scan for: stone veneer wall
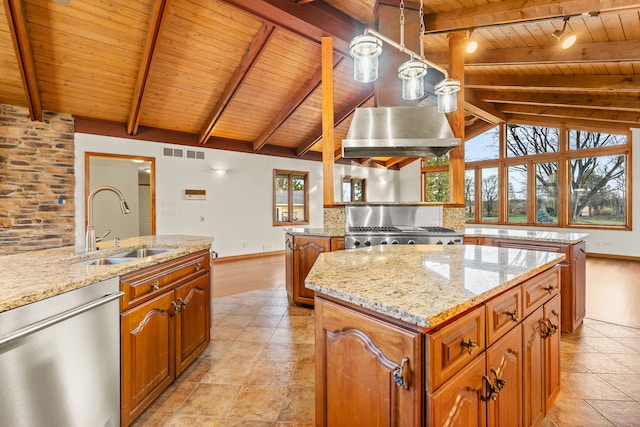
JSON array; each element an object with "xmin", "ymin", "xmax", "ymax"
[{"xmin": 0, "ymin": 104, "xmax": 75, "ymax": 254}]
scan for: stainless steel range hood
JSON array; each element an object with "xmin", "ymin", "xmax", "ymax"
[{"xmin": 342, "ymin": 106, "xmax": 460, "ymax": 158}]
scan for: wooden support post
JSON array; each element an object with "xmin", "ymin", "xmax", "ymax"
[
  {"xmin": 321, "ymin": 36, "xmax": 335, "ymax": 206},
  {"xmin": 448, "ymin": 32, "xmax": 466, "ymax": 205}
]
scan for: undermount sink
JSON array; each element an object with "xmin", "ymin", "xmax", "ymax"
[
  {"xmin": 72, "ymin": 247, "xmax": 175, "ymax": 266},
  {"xmin": 111, "ymin": 248, "xmax": 174, "ymax": 258},
  {"xmin": 74, "ymin": 257, "xmax": 135, "ymax": 266}
]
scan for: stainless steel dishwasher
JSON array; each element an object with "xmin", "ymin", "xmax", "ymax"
[{"xmin": 0, "ymin": 277, "xmax": 122, "ymax": 427}]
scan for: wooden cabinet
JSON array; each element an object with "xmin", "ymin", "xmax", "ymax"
[
  {"xmin": 316, "ymin": 266, "xmax": 561, "ymax": 427},
  {"xmin": 120, "ymin": 251, "xmax": 211, "ymax": 426},
  {"xmin": 285, "ymin": 233, "xmax": 344, "ymax": 306},
  {"xmin": 315, "ymin": 298, "xmax": 421, "ymax": 427},
  {"xmin": 476, "ymin": 237, "xmax": 585, "ymax": 332}
]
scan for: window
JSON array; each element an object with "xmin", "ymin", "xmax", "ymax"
[
  {"xmin": 465, "ymin": 124, "xmax": 629, "ymax": 229},
  {"xmin": 274, "ymin": 170, "xmax": 309, "ymax": 226},
  {"xmin": 422, "ymin": 154, "xmax": 450, "ymax": 202},
  {"xmin": 342, "ymin": 176, "xmax": 366, "ymax": 202}
]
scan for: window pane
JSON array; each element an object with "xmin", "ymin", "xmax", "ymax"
[
  {"xmin": 353, "ymin": 179, "xmax": 364, "ymax": 201},
  {"xmin": 506, "ymin": 124, "xmax": 558, "ymax": 157},
  {"xmin": 291, "ymin": 174, "xmax": 306, "ymax": 222},
  {"xmin": 570, "ymin": 155, "xmax": 626, "ymax": 226},
  {"xmin": 507, "ymin": 165, "xmax": 527, "ymax": 223},
  {"xmin": 465, "ymin": 126, "xmax": 499, "ymax": 162},
  {"xmin": 342, "ymin": 179, "xmax": 352, "ymax": 202},
  {"xmin": 569, "ymin": 130, "xmax": 627, "ymax": 151},
  {"xmin": 424, "ymin": 171, "xmax": 450, "ymax": 202},
  {"xmin": 481, "ymin": 168, "xmax": 498, "ymax": 222},
  {"xmin": 423, "ymin": 154, "xmax": 449, "ymax": 167},
  {"xmin": 465, "ymin": 170, "xmax": 475, "ymax": 221},
  {"xmin": 535, "ymin": 162, "xmax": 558, "ymax": 224},
  {"xmin": 275, "ymin": 173, "xmax": 289, "ymax": 223}
]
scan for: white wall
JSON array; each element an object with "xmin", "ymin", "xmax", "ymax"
[
  {"xmin": 398, "ymin": 159, "xmax": 422, "ymax": 201},
  {"xmin": 74, "ymin": 133, "xmax": 399, "ymax": 256}
]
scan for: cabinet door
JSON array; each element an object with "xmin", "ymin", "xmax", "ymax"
[
  {"xmin": 522, "ymin": 306, "xmax": 545, "ymax": 427},
  {"xmin": 544, "ymin": 294, "xmax": 561, "ymax": 412},
  {"xmin": 487, "ymin": 324, "xmax": 523, "ymax": 427},
  {"xmin": 295, "ymin": 236, "xmax": 331, "ymax": 303},
  {"xmin": 428, "ymin": 353, "xmax": 487, "ymax": 427},
  {"xmin": 316, "ymin": 298, "xmax": 421, "ymax": 427},
  {"xmin": 121, "ymin": 292, "xmax": 175, "ymax": 426},
  {"xmin": 175, "ymin": 273, "xmax": 211, "ymax": 375}
]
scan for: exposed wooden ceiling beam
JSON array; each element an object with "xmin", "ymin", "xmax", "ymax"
[
  {"xmin": 295, "ymin": 87, "xmax": 374, "ymax": 157},
  {"xmin": 385, "ymin": 157, "xmax": 414, "ymax": 168},
  {"xmin": 499, "ymin": 103, "xmax": 640, "ymax": 125},
  {"xmin": 198, "ymin": 23, "xmax": 276, "ymax": 145},
  {"xmin": 465, "ymin": 119, "xmax": 497, "ymax": 140},
  {"xmin": 464, "ymin": 90, "xmax": 506, "ymax": 125},
  {"xmin": 428, "ymin": 40, "xmax": 640, "ymax": 66},
  {"xmin": 506, "ymin": 113, "xmax": 633, "ymax": 133},
  {"xmin": 253, "ymin": 55, "xmax": 343, "ymax": 151},
  {"xmin": 474, "ymin": 90, "xmax": 640, "ymax": 111},
  {"xmin": 4, "ymin": 0, "xmax": 41, "ymax": 121},
  {"xmin": 465, "ymin": 74, "xmax": 640, "ymax": 92},
  {"xmin": 222, "ymin": 0, "xmax": 364, "ymax": 55},
  {"xmin": 424, "ymin": 0, "xmax": 640, "ymax": 33},
  {"xmin": 127, "ymin": 0, "xmax": 170, "ymax": 136}
]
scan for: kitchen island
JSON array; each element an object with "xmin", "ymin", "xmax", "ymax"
[{"xmin": 306, "ymin": 244, "xmax": 565, "ymax": 427}]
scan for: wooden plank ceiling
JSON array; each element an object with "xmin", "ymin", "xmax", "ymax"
[{"xmin": 1, "ymin": 0, "xmax": 639, "ymax": 169}]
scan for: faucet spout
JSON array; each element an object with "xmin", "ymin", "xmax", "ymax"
[{"xmin": 85, "ymin": 186, "xmax": 131, "ymax": 252}]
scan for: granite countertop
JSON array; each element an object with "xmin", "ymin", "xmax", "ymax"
[
  {"xmin": 305, "ymin": 244, "xmax": 564, "ymax": 330},
  {"xmin": 465, "ymin": 227, "xmax": 587, "ymax": 244},
  {"xmin": 0, "ymin": 235, "xmax": 214, "ymax": 313},
  {"xmin": 286, "ymin": 227, "xmax": 345, "ymax": 237}
]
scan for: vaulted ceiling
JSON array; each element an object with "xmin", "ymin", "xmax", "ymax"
[{"xmin": 1, "ymin": 0, "xmax": 639, "ymax": 169}]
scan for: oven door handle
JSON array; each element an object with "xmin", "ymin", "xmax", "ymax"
[{"xmin": 0, "ymin": 291, "xmax": 124, "ymax": 346}]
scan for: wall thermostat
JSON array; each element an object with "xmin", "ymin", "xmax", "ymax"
[{"xmin": 184, "ymin": 189, "xmax": 206, "ymax": 200}]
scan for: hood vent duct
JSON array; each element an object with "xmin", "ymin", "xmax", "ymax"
[{"xmin": 342, "ymin": 106, "xmax": 460, "ymax": 158}]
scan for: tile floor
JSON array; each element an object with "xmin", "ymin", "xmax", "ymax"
[{"xmin": 132, "ymin": 285, "xmax": 640, "ymax": 426}]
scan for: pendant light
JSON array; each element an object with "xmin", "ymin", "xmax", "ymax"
[
  {"xmin": 348, "ymin": 0, "xmax": 461, "ymax": 109},
  {"xmin": 350, "ymin": 35, "xmax": 382, "ymax": 83}
]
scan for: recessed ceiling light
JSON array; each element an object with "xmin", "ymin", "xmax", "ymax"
[{"xmin": 52, "ymin": 0, "xmax": 71, "ymax": 5}]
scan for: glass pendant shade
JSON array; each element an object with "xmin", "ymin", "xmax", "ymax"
[
  {"xmin": 350, "ymin": 35, "xmax": 382, "ymax": 83},
  {"xmin": 435, "ymin": 79, "xmax": 461, "ymax": 113},
  {"xmin": 398, "ymin": 59, "xmax": 428, "ymax": 100}
]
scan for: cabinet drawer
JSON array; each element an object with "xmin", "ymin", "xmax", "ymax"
[
  {"xmin": 425, "ymin": 306, "xmax": 485, "ymax": 391},
  {"xmin": 121, "ymin": 251, "xmax": 210, "ymax": 310},
  {"xmin": 486, "ymin": 286, "xmax": 522, "ymax": 346},
  {"xmin": 522, "ymin": 267, "xmax": 560, "ymax": 318}
]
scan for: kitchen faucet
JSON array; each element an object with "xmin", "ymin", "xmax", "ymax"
[{"xmin": 85, "ymin": 186, "xmax": 130, "ymax": 252}]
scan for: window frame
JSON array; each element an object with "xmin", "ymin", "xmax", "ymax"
[
  {"xmin": 273, "ymin": 169, "xmax": 309, "ymax": 227},
  {"xmin": 463, "ymin": 123, "xmax": 631, "ymax": 230},
  {"xmin": 341, "ymin": 176, "xmax": 366, "ymax": 202}
]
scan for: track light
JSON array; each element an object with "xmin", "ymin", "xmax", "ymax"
[
  {"xmin": 465, "ymin": 30, "xmax": 478, "ymax": 54},
  {"xmin": 552, "ymin": 17, "xmax": 577, "ymax": 49}
]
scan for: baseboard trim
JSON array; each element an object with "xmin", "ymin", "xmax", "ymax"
[
  {"xmin": 587, "ymin": 252, "xmax": 640, "ymax": 262},
  {"xmin": 214, "ymin": 250, "xmax": 285, "ymax": 264}
]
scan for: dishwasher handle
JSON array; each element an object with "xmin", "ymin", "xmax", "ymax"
[{"xmin": 0, "ymin": 291, "xmax": 124, "ymax": 346}]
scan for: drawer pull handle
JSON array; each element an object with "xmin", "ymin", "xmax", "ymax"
[
  {"xmin": 460, "ymin": 338, "xmax": 477, "ymax": 355},
  {"xmin": 393, "ymin": 357, "xmax": 410, "ymax": 390},
  {"xmin": 151, "ymin": 281, "xmax": 160, "ymax": 291},
  {"xmin": 178, "ymin": 297, "xmax": 187, "ymax": 310},
  {"xmin": 171, "ymin": 301, "xmax": 181, "ymax": 316},
  {"xmin": 481, "ymin": 368, "xmax": 506, "ymax": 402},
  {"xmin": 541, "ymin": 319, "xmax": 558, "ymax": 338},
  {"xmin": 194, "ymin": 263, "xmax": 201, "ymax": 272},
  {"xmin": 506, "ymin": 309, "xmax": 519, "ymax": 322},
  {"xmin": 542, "ymin": 285, "xmax": 555, "ymax": 294}
]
